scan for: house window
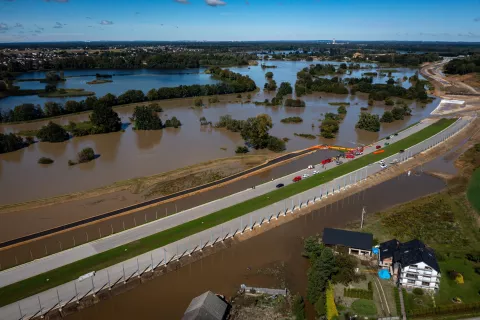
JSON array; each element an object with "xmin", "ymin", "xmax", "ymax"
[
  {"xmin": 407, "ymin": 280, "xmax": 415, "ymax": 284},
  {"xmin": 422, "ymin": 282, "xmax": 430, "ymax": 286},
  {"xmin": 409, "ymin": 265, "xmax": 417, "ymax": 268},
  {"xmin": 425, "ymin": 266, "xmax": 432, "ymax": 270},
  {"xmin": 406, "ymin": 273, "xmax": 416, "ymax": 279}
]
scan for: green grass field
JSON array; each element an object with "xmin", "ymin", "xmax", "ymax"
[
  {"xmin": 437, "ymin": 259, "xmax": 480, "ymax": 305},
  {"xmin": 467, "ymin": 168, "xmax": 480, "ymax": 213},
  {"xmin": 351, "ymin": 299, "xmax": 377, "ymax": 316},
  {"xmin": 0, "ymin": 118, "xmax": 456, "ymax": 307}
]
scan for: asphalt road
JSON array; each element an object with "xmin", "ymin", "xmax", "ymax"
[{"xmin": 0, "ymin": 116, "xmax": 472, "ymax": 320}]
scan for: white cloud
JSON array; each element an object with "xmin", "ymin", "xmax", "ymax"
[
  {"xmin": 174, "ymin": 0, "xmax": 189, "ymax": 3},
  {"xmin": 0, "ymin": 23, "xmax": 8, "ymax": 32},
  {"xmin": 205, "ymin": 0, "xmax": 226, "ymax": 6},
  {"xmin": 53, "ymin": 22, "xmax": 63, "ymax": 28},
  {"xmin": 100, "ymin": 20, "xmax": 114, "ymax": 25}
]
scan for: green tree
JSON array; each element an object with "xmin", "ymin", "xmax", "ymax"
[
  {"xmin": 117, "ymin": 90, "xmax": 145, "ymax": 105},
  {"xmin": 164, "ymin": 116, "xmax": 182, "ymax": 128},
  {"xmin": 235, "ymin": 146, "xmax": 249, "ymax": 154},
  {"xmin": 293, "ymin": 294, "xmax": 306, "ymax": 320},
  {"xmin": 314, "ymin": 294, "xmax": 326, "ymax": 317},
  {"xmin": 241, "ymin": 114, "xmax": 273, "ymax": 149},
  {"xmin": 89, "ymin": 104, "xmax": 121, "ymax": 133},
  {"xmin": 85, "ymin": 96, "xmax": 98, "ymax": 109},
  {"xmin": 265, "ymin": 71, "xmax": 274, "ymax": 79},
  {"xmin": 392, "ymin": 106, "xmax": 406, "ymax": 120},
  {"xmin": 303, "ymin": 236, "xmax": 324, "ymax": 259},
  {"xmin": 146, "ymin": 88, "xmax": 159, "ymax": 101},
  {"xmin": 387, "ymin": 78, "xmax": 395, "ymax": 85},
  {"xmin": 97, "ymin": 93, "xmax": 117, "ymax": 108},
  {"xmin": 337, "ymin": 105, "xmax": 347, "ymax": 114},
  {"xmin": 385, "ymin": 97, "xmax": 394, "ymax": 106},
  {"xmin": 132, "ymin": 106, "xmax": 163, "ymax": 130},
  {"xmin": 380, "ymin": 111, "xmax": 394, "ymax": 123},
  {"xmin": 36, "ymin": 121, "xmax": 69, "ymax": 142},
  {"xmin": 267, "ymin": 136, "xmax": 286, "ymax": 152},
  {"xmin": 44, "ymin": 102, "xmax": 64, "ymax": 117},
  {"xmin": 77, "ymin": 147, "xmax": 95, "ymax": 163},
  {"xmin": 64, "ymin": 100, "xmax": 83, "ymax": 113},
  {"xmin": 276, "ymin": 81, "xmax": 293, "ymax": 98},
  {"xmin": 194, "ymin": 97, "xmax": 204, "ymax": 107},
  {"xmin": 0, "ymin": 133, "xmax": 25, "ymax": 154},
  {"xmin": 331, "ymin": 253, "xmax": 359, "ymax": 285},
  {"xmin": 356, "ymin": 113, "xmax": 380, "ymax": 132},
  {"xmin": 12, "ymin": 103, "xmax": 44, "ymax": 121}
]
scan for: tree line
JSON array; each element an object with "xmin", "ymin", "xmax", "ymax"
[
  {"xmin": 444, "ymin": 55, "xmax": 480, "ymax": 75},
  {"xmin": 351, "ymin": 75, "xmax": 429, "ymax": 102},
  {"xmin": 1, "ymin": 52, "xmax": 258, "ymax": 73},
  {"xmin": 0, "ymin": 67, "xmax": 256, "ymax": 123}
]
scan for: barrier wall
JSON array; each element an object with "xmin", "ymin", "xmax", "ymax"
[{"xmin": 0, "ymin": 116, "xmax": 473, "ymax": 320}]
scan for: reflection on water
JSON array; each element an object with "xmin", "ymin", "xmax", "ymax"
[
  {"xmin": 0, "ymin": 62, "xmax": 439, "ymax": 204},
  {"xmin": 64, "ymin": 172, "xmax": 446, "ymax": 320}
]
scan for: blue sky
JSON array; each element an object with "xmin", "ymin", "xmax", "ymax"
[{"xmin": 0, "ymin": 0, "xmax": 479, "ymax": 42}]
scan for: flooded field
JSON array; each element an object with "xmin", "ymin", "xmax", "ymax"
[
  {"xmin": 63, "ymin": 170, "xmax": 446, "ymax": 320},
  {"xmin": 0, "ymin": 61, "xmax": 436, "ymax": 204}
]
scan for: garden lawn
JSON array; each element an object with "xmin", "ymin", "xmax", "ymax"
[
  {"xmin": 437, "ymin": 259, "xmax": 480, "ymax": 305},
  {"xmin": 467, "ymin": 168, "xmax": 480, "ymax": 213},
  {"xmin": 0, "ymin": 118, "xmax": 456, "ymax": 308},
  {"xmin": 351, "ymin": 299, "xmax": 377, "ymax": 316}
]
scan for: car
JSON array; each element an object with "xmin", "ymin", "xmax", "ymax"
[
  {"xmin": 385, "ymin": 142, "xmax": 390, "ymax": 146},
  {"xmin": 313, "ymin": 170, "xmax": 319, "ymax": 175},
  {"xmin": 302, "ymin": 173, "xmax": 310, "ymax": 178},
  {"xmin": 380, "ymin": 164, "xmax": 387, "ymax": 169},
  {"xmin": 376, "ymin": 145, "xmax": 381, "ymax": 149},
  {"xmin": 307, "ymin": 165, "xmax": 314, "ymax": 169},
  {"xmin": 276, "ymin": 183, "xmax": 284, "ymax": 188},
  {"xmin": 399, "ymin": 149, "xmax": 405, "ymax": 153},
  {"xmin": 390, "ymin": 135, "xmax": 394, "ymax": 139},
  {"xmin": 394, "ymin": 133, "xmax": 398, "ymax": 136},
  {"xmin": 386, "ymin": 136, "xmax": 390, "ymax": 140},
  {"xmin": 346, "ymin": 154, "xmax": 355, "ymax": 159},
  {"xmin": 336, "ymin": 161, "xmax": 343, "ymax": 165},
  {"xmin": 293, "ymin": 176, "xmax": 302, "ymax": 182},
  {"xmin": 321, "ymin": 158, "xmax": 332, "ymax": 165}
]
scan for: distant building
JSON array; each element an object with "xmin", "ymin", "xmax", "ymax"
[
  {"xmin": 322, "ymin": 228, "xmax": 373, "ymax": 257},
  {"xmin": 378, "ymin": 239, "xmax": 441, "ymax": 291},
  {"xmin": 182, "ymin": 291, "xmax": 229, "ymax": 320}
]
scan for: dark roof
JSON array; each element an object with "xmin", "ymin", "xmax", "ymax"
[
  {"xmin": 322, "ymin": 228, "xmax": 373, "ymax": 251},
  {"xmin": 379, "ymin": 239, "xmax": 400, "ymax": 260},
  {"xmin": 395, "ymin": 239, "xmax": 440, "ymax": 272},
  {"xmin": 182, "ymin": 291, "xmax": 228, "ymax": 320},
  {"xmin": 382, "ymin": 239, "xmax": 440, "ymax": 272}
]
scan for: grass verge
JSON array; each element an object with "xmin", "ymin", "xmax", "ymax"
[{"xmin": 0, "ymin": 118, "xmax": 456, "ymax": 307}]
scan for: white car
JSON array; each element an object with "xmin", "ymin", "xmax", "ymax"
[
  {"xmin": 302, "ymin": 173, "xmax": 310, "ymax": 178},
  {"xmin": 313, "ymin": 170, "xmax": 319, "ymax": 175},
  {"xmin": 380, "ymin": 164, "xmax": 387, "ymax": 169},
  {"xmin": 307, "ymin": 165, "xmax": 314, "ymax": 169}
]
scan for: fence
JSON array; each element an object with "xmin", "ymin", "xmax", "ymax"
[{"xmin": 0, "ymin": 116, "xmax": 474, "ymax": 320}]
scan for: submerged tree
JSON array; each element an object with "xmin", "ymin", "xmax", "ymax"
[
  {"xmin": 89, "ymin": 103, "xmax": 121, "ymax": 133},
  {"xmin": 36, "ymin": 121, "xmax": 69, "ymax": 142},
  {"xmin": 132, "ymin": 106, "xmax": 163, "ymax": 130}
]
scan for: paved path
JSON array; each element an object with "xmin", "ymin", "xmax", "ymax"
[
  {"xmin": 397, "ymin": 287, "xmax": 407, "ymax": 320},
  {"xmin": 0, "ymin": 119, "xmax": 432, "ymax": 289},
  {"xmin": 0, "ymin": 116, "xmax": 472, "ymax": 320}
]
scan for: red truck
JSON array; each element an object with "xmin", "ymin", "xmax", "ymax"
[{"xmin": 292, "ymin": 176, "xmax": 302, "ymax": 182}]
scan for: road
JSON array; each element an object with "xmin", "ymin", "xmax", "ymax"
[{"xmin": 0, "ymin": 116, "xmax": 473, "ymax": 320}]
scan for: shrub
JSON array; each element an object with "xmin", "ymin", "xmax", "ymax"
[
  {"xmin": 38, "ymin": 157, "xmax": 54, "ymax": 164},
  {"xmin": 25, "ymin": 136, "xmax": 35, "ymax": 145},
  {"xmin": 247, "ymin": 93, "xmax": 251, "ymax": 99},
  {"xmin": 380, "ymin": 111, "xmax": 394, "ymax": 123},
  {"xmin": 292, "ymin": 294, "xmax": 306, "ymax": 320},
  {"xmin": 164, "ymin": 116, "xmax": 182, "ymax": 128},
  {"xmin": 281, "ymin": 116, "xmax": 303, "ymax": 124},
  {"xmin": 412, "ymin": 288, "xmax": 424, "ymax": 295},
  {"xmin": 343, "ymin": 288, "xmax": 374, "ymax": 300},
  {"xmin": 326, "ymin": 282, "xmax": 339, "ymax": 320},
  {"xmin": 368, "ymin": 98, "xmax": 374, "ymax": 106},
  {"xmin": 314, "ymin": 294, "xmax": 326, "ymax": 317},
  {"xmin": 77, "ymin": 147, "xmax": 95, "ymax": 163},
  {"xmin": 267, "ymin": 136, "xmax": 286, "ymax": 152},
  {"xmin": 466, "ymin": 252, "xmax": 480, "ymax": 263},
  {"xmin": 149, "ymin": 103, "xmax": 163, "ymax": 112},
  {"xmin": 337, "ymin": 105, "xmax": 347, "ymax": 114},
  {"xmin": 385, "ymin": 97, "xmax": 394, "ymax": 105},
  {"xmin": 294, "ymin": 133, "xmax": 316, "ymax": 139},
  {"xmin": 36, "ymin": 121, "xmax": 69, "ymax": 142},
  {"xmin": 360, "ymin": 107, "xmax": 369, "ymax": 111},
  {"xmin": 356, "ymin": 113, "xmax": 380, "ymax": 132},
  {"xmin": 285, "ymin": 98, "xmax": 306, "ymax": 108},
  {"xmin": 194, "ymin": 97, "xmax": 203, "ymax": 107},
  {"xmin": 235, "ymin": 146, "xmax": 249, "ymax": 154}
]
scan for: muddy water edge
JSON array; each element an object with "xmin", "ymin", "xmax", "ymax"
[{"xmin": 64, "ymin": 169, "xmax": 446, "ymax": 320}]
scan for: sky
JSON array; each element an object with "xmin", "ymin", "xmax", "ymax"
[{"xmin": 0, "ymin": 0, "xmax": 480, "ymax": 43}]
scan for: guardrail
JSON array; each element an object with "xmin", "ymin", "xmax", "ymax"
[{"xmin": 0, "ymin": 116, "xmax": 473, "ymax": 320}]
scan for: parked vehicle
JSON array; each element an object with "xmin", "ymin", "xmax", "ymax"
[
  {"xmin": 307, "ymin": 165, "xmax": 314, "ymax": 169},
  {"xmin": 313, "ymin": 170, "xmax": 319, "ymax": 175},
  {"xmin": 302, "ymin": 173, "xmax": 310, "ymax": 178},
  {"xmin": 293, "ymin": 176, "xmax": 302, "ymax": 182},
  {"xmin": 276, "ymin": 183, "xmax": 284, "ymax": 188},
  {"xmin": 394, "ymin": 133, "xmax": 398, "ymax": 136},
  {"xmin": 346, "ymin": 154, "xmax": 355, "ymax": 159},
  {"xmin": 336, "ymin": 160, "xmax": 343, "ymax": 165},
  {"xmin": 376, "ymin": 145, "xmax": 381, "ymax": 149},
  {"xmin": 385, "ymin": 142, "xmax": 390, "ymax": 146},
  {"xmin": 321, "ymin": 158, "xmax": 332, "ymax": 165},
  {"xmin": 380, "ymin": 164, "xmax": 387, "ymax": 169},
  {"xmin": 399, "ymin": 149, "xmax": 405, "ymax": 153}
]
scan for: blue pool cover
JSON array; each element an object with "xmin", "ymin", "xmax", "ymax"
[
  {"xmin": 378, "ymin": 269, "xmax": 391, "ymax": 279},
  {"xmin": 372, "ymin": 247, "xmax": 379, "ymax": 254}
]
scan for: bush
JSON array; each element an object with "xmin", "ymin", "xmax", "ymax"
[
  {"xmin": 38, "ymin": 157, "xmax": 54, "ymax": 164},
  {"xmin": 292, "ymin": 294, "xmax": 306, "ymax": 320},
  {"xmin": 368, "ymin": 98, "xmax": 374, "ymax": 106},
  {"xmin": 385, "ymin": 97, "xmax": 394, "ymax": 105},
  {"xmin": 149, "ymin": 103, "xmax": 163, "ymax": 112},
  {"xmin": 164, "ymin": 116, "xmax": 182, "ymax": 128},
  {"xmin": 380, "ymin": 111, "xmax": 394, "ymax": 123},
  {"xmin": 77, "ymin": 147, "xmax": 95, "ymax": 163},
  {"xmin": 326, "ymin": 282, "xmax": 339, "ymax": 320},
  {"xmin": 36, "ymin": 121, "xmax": 69, "ymax": 142},
  {"xmin": 337, "ymin": 105, "xmax": 347, "ymax": 114},
  {"xmin": 466, "ymin": 252, "xmax": 480, "ymax": 263},
  {"xmin": 235, "ymin": 146, "xmax": 249, "ymax": 154},
  {"xmin": 284, "ymin": 98, "xmax": 306, "ymax": 108},
  {"xmin": 281, "ymin": 116, "xmax": 303, "ymax": 123},
  {"xmin": 25, "ymin": 136, "xmax": 35, "ymax": 145},
  {"xmin": 194, "ymin": 97, "xmax": 203, "ymax": 107},
  {"xmin": 265, "ymin": 71, "xmax": 274, "ymax": 79},
  {"xmin": 314, "ymin": 294, "xmax": 326, "ymax": 317},
  {"xmin": 267, "ymin": 136, "xmax": 286, "ymax": 152},
  {"xmin": 412, "ymin": 288, "xmax": 424, "ymax": 295}
]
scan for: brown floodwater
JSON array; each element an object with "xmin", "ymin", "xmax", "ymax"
[
  {"xmin": 0, "ymin": 149, "xmax": 340, "ymax": 269},
  {"xmin": 0, "ymin": 92, "xmax": 439, "ymax": 205},
  {"xmin": 63, "ymin": 170, "xmax": 445, "ymax": 320}
]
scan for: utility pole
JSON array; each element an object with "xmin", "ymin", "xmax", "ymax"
[{"xmin": 361, "ymin": 206, "xmax": 366, "ymax": 229}]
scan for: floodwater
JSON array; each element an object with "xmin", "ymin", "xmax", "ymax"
[
  {"xmin": 0, "ymin": 61, "xmax": 437, "ymax": 204},
  {"xmin": 0, "ymin": 149, "xmax": 340, "ymax": 269},
  {"xmin": 64, "ymin": 170, "xmax": 446, "ymax": 320}
]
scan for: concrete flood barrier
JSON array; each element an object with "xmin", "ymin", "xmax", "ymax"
[{"xmin": 0, "ymin": 116, "xmax": 474, "ymax": 320}]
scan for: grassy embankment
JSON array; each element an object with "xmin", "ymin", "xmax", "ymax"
[
  {"xmin": 17, "ymin": 121, "xmax": 94, "ymax": 137},
  {"xmin": 358, "ymin": 141, "xmax": 480, "ymax": 318},
  {"xmin": 0, "ymin": 118, "xmax": 456, "ymax": 307}
]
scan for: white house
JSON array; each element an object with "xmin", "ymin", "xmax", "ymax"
[{"xmin": 378, "ymin": 239, "xmax": 440, "ymax": 292}]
